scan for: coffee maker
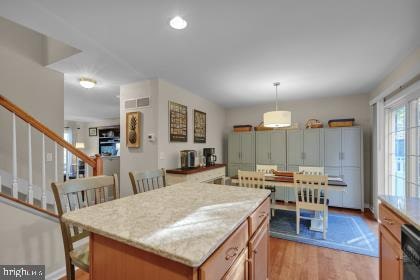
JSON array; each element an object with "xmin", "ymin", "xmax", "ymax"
[{"xmin": 203, "ymin": 148, "xmax": 217, "ymax": 166}]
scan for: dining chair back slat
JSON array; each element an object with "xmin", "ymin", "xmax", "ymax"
[
  {"xmin": 129, "ymin": 169, "xmax": 166, "ymax": 194},
  {"xmin": 238, "ymin": 170, "xmax": 265, "ymax": 189}
]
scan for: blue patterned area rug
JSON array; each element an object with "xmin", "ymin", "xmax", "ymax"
[{"xmin": 270, "ymin": 210, "xmax": 379, "ymax": 257}]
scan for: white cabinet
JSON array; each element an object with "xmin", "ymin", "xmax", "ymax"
[
  {"xmin": 324, "ymin": 127, "xmax": 363, "ymax": 210},
  {"xmin": 228, "ymin": 132, "xmax": 256, "ymax": 177}
]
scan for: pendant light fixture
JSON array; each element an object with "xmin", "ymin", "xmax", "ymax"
[
  {"xmin": 75, "ymin": 128, "xmax": 85, "ymax": 149},
  {"xmin": 263, "ymin": 82, "xmax": 291, "ymax": 128}
]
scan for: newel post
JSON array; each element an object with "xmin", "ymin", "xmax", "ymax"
[{"xmin": 93, "ymin": 154, "xmax": 103, "ymax": 176}]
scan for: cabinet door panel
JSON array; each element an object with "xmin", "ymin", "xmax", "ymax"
[
  {"xmin": 240, "ymin": 133, "xmax": 255, "ymax": 164},
  {"xmin": 342, "ymin": 167, "xmax": 362, "ymax": 209},
  {"xmin": 324, "ymin": 128, "xmax": 341, "ymax": 167},
  {"xmin": 324, "ymin": 167, "xmax": 343, "ymax": 207},
  {"xmin": 229, "ymin": 134, "xmax": 241, "ymax": 163},
  {"xmin": 256, "ymin": 132, "xmax": 270, "ymax": 164},
  {"xmin": 303, "ymin": 129, "xmax": 321, "ymax": 166},
  {"xmin": 342, "ymin": 127, "xmax": 361, "ymax": 167},
  {"xmin": 270, "ymin": 131, "xmax": 286, "ymax": 166},
  {"xmin": 380, "ymin": 226, "xmax": 403, "ymax": 280},
  {"xmin": 228, "ymin": 164, "xmax": 241, "ymax": 178},
  {"xmin": 287, "ymin": 130, "xmax": 303, "ymax": 166},
  {"xmin": 240, "ymin": 164, "xmax": 255, "ymax": 172},
  {"xmin": 224, "ymin": 249, "xmax": 248, "ymax": 280},
  {"xmin": 249, "ymin": 221, "xmax": 269, "ymax": 280}
]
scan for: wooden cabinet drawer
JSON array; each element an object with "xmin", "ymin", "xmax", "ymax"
[
  {"xmin": 379, "ymin": 203, "xmax": 406, "ymax": 242},
  {"xmin": 223, "ymin": 249, "xmax": 248, "ymax": 280},
  {"xmin": 200, "ymin": 221, "xmax": 248, "ymax": 280},
  {"xmin": 248, "ymin": 198, "xmax": 270, "ymax": 237}
]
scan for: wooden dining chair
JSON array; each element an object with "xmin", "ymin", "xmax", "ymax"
[
  {"xmin": 256, "ymin": 164, "xmax": 278, "ymax": 174},
  {"xmin": 238, "ymin": 170, "xmax": 265, "ymax": 189},
  {"xmin": 129, "ymin": 168, "xmax": 166, "ymax": 194},
  {"xmin": 298, "ymin": 166, "xmax": 325, "ymax": 175},
  {"xmin": 294, "ymin": 173, "xmax": 329, "ymax": 239},
  {"xmin": 51, "ymin": 175, "xmax": 119, "ymax": 280}
]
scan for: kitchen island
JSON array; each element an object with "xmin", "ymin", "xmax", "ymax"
[{"xmin": 62, "ymin": 182, "xmax": 271, "ymax": 280}]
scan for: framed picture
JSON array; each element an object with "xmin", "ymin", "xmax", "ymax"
[
  {"xmin": 126, "ymin": 112, "xmax": 141, "ymax": 148},
  {"xmin": 169, "ymin": 101, "xmax": 187, "ymax": 142},
  {"xmin": 89, "ymin": 127, "xmax": 97, "ymax": 137},
  {"xmin": 194, "ymin": 110, "xmax": 206, "ymax": 143}
]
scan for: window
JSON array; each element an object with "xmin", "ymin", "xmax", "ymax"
[{"xmin": 386, "ymin": 97, "xmax": 420, "ymax": 198}]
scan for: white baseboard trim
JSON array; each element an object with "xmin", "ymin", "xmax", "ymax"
[{"xmin": 46, "ymin": 266, "xmax": 66, "ymax": 280}]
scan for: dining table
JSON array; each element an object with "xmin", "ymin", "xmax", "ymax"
[{"xmin": 230, "ymin": 173, "xmax": 348, "ymax": 232}]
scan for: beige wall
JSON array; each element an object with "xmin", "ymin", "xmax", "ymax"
[
  {"xmin": 370, "ymin": 47, "xmax": 420, "ymax": 100},
  {"xmin": 0, "ymin": 17, "xmax": 65, "ymax": 276},
  {"xmin": 0, "ymin": 202, "xmax": 64, "ymax": 277},
  {"xmin": 225, "ymin": 93, "xmax": 372, "ymax": 205},
  {"xmin": 119, "ymin": 80, "xmax": 159, "ymax": 197},
  {"xmin": 157, "ymin": 79, "xmax": 226, "ymax": 169}
]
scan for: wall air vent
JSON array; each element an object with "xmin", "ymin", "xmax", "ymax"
[{"xmin": 124, "ymin": 97, "xmax": 151, "ymax": 110}]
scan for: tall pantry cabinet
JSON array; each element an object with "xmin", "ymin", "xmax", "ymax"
[
  {"xmin": 324, "ymin": 127, "xmax": 363, "ymax": 210},
  {"xmin": 227, "ymin": 126, "xmax": 364, "ymax": 210},
  {"xmin": 227, "ymin": 132, "xmax": 256, "ymax": 177}
]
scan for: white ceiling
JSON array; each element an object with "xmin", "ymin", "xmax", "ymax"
[{"xmin": 1, "ymin": 0, "xmax": 419, "ymax": 121}]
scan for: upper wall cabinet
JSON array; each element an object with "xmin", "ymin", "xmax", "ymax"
[
  {"xmin": 256, "ymin": 131, "xmax": 286, "ymax": 168},
  {"xmin": 228, "ymin": 132, "xmax": 255, "ymax": 165},
  {"xmin": 324, "ymin": 127, "xmax": 361, "ymax": 168},
  {"xmin": 287, "ymin": 129, "xmax": 324, "ymax": 167}
]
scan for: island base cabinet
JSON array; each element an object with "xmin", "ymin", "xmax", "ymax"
[
  {"xmin": 248, "ymin": 219, "xmax": 269, "ymax": 280},
  {"xmin": 379, "ymin": 225, "xmax": 403, "ymax": 280},
  {"xmin": 223, "ymin": 249, "xmax": 248, "ymax": 280},
  {"xmin": 89, "ymin": 233, "xmax": 198, "ymax": 280}
]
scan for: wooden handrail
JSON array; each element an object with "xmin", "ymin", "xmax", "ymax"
[
  {"xmin": 0, "ymin": 95, "xmax": 96, "ymax": 167},
  {"xmin": 0, "ymin": 192, "xmax": 59, "ymax": 218}
]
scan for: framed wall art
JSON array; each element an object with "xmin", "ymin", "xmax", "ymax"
[
  {"xmin": 169, "ymin": 101, "xmax": 187, "ymax": 142},
  {"xmin": 89, "ymin": 127, "xmax": 98, "ymax": 137},
  {"xmin": 194, "ymin": 109, "xmax": 206, "ymax": 143},
  {"xmin": 126, "ymin": 112, "xmax": 141, "ymax": 148}
]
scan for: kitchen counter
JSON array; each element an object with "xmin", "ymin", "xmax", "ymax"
[
  {"xmin": 166, "ymin": 164, "xmax": 226, "ymax": 174},
  {"xmin": 379, "ymin": 195, "xmax": 420, "ymax": 231},
  {"xmin": 62, "ymin": 182, "xmax": 270, "ymax": 267}
]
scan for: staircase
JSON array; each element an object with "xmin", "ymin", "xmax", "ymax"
[{"xmin": 0, "ymin": 94, "xmax": 103, "ymax": 217}]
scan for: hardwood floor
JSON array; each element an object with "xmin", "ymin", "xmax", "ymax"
[{"xmin": 62, "ymin": 208, "xmax": 379, "ymax": 280}]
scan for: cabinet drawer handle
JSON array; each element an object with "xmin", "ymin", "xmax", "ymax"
[
  {"xmin": 253, "ymin": 249, "xmax": 258, "ymax": 255},
  {"xmin": 258, "ymin": 211, "xmax": 267, "ymax": 219},
  {"xmin": 225, "ymin": 247, "xmax": 239, "ymax": 260},
  {"xmin": 395, "ymin": 256, "xmax": 402, "ymax": 261}
]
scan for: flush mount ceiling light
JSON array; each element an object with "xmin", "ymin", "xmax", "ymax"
[
  {"xmin": 170, "ymin": 16, "xmax": 188, "ymax": 30},
  {"xmin": 263, "ymin": 82, "xmax": 291, "ymax": 128},
  {"xmin": 79, "ymin": 77, "xmax": 97, "ymax": 89}
]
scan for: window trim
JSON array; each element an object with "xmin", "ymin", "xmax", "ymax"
[{"xmin": 384, "ymin": 81, "xmax": 420, "ymax": 197}]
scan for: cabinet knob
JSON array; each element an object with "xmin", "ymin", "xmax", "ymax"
[{"xmin": 225, "ymin": 247, "xmax": 239, "ymax": 260}]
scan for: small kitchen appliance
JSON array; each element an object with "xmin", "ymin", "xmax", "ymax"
[
  {"xmin": 180, "ymin": 150, "xmax": 197, "ymax": 169},
  {"xmin": 203, "ymin": 148, "xmax": 217, "ymax": 166}
]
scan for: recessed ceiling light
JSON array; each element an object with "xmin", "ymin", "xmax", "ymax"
[
  {"xmin": 79, "ymin": 77, "xmax": 97, "ymax": 89},
  {"xmin": 170, "ymin": 16, "xmax": 187, "ymax": 30}
]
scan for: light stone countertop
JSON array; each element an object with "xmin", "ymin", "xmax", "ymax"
[
  {"xmin": 62, "ymin": 182, "xmax": 271, "ymax": 267},
  {"xmin": 379, "ymin": 195, "xmax": 420, "ymax": 231}
]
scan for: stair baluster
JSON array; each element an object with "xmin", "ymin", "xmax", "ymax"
[
  {"xmin": 12, "ymin": 113, "xmax": 18, "ymax": 198},
  {"xmin": 41, "ymin": 134, "xmax": 47, "ymax": 209},
  {"xmin": 28, "ymin": 124, "xmax": 34, "ymax": 204}
]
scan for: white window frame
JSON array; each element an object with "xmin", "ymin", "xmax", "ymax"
[{"xmin": 384, "ymin": 81, "xmax": 420, "ymax": 197}]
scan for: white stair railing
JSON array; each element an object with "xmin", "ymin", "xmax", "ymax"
[
  {"xmin": 28, "ymin": 124, "xmax": 34, "ymax": 204},
  {"xmin": 1, "ymin": 94, "xmax": 103, "ymax": 215},
  {"xmin": 12, "ymin": 113, "xmax": 18, "ymax": 198}
]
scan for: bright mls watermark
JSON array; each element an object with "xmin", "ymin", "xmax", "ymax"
[{"xmin": 0, "ymin": 265, "xmax": 45, "ymax": 280}]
